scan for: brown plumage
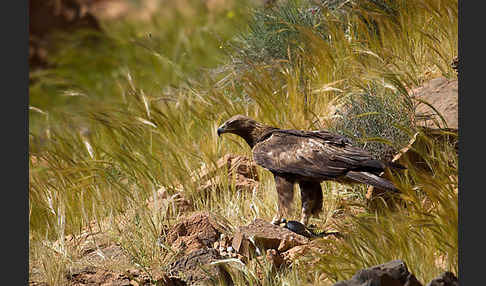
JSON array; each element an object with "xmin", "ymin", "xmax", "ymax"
[{"xmin": 217, "ymin": 115, "xmax": 404, "ymax": 225}]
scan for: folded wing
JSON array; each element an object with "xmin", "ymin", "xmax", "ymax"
[{"xmin": 253, "ymin": 130, "xmax": 386, "ymax": 179}]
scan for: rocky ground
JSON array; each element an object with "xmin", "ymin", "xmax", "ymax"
[
  {"xmin": 28, "ymin": 5, "xmax": 458, "ymax": 275},
  {"xmin": 29, "ymin": 110, "xmax": 458, "ymax": 285},
  {"xmin": 28, "ymin": 153, "xmax": 353, "ymax": 285},
  {"xmin": 29, "ymin": 211, "xmax": 458, "ymax": 286},
  {"xmin": 29, "ymin": 1, "xmax": 458, "ymax": 284}
]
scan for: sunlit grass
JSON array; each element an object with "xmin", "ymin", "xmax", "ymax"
[
  {"xmin": 29, "ymin": 0, "xmax": 457, "ymax": 284},
  {"xmin": 306, "ymin": 130, "xmax": 458, "ymax": 283}
]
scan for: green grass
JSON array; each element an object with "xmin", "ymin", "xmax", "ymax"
[
  {"xmin": 29, "ymin": 0, "xmax": 248, "ymax": 131},
  {"xmin": 29, "ymin": 0, "xmax": 457, "ymax": 285},
  {"xmin": 329, "ymin": 86, "xmax": 415, "ymax": 161}
]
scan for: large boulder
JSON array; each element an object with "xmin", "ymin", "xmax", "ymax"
[
  {"xmin": 66, "ymin": 267, "xmax": 156, "ymax": 286},
  {"xmin": 231, "ymin": 219, "xmax": 310, "ymax": 259},
  {"xmin": 426, "ymin": 272, "xmax": 459, "ymax": 286},
  {"xmin": 331, "ymin": 260, "xmax": 459, "ymax": 286},
  {"xmin": 164, "ymin": 212, "xmax": 229, "ymax": 256},
  {"xmin": 162, "ymin": 213, "xmax": 235, "ymax": 285},
  {"xmin": 166, "ymin": 248, "xmax": 232, "ymax": 286},
  {"xmin": 332, "ymin": 260, "xmax": 423, "ymax": 286},
  {"xmin": 413, "ymin": 77, "xmax": 458, "ymax": 130}
]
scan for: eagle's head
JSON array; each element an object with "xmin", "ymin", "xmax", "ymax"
[
  {"xmin": 217, "ymin": 114, "xmax": 259, "ymax": 136},
  {"xmin": 217, "ymin": 115, "xmax": 269, "ymax": 148}
]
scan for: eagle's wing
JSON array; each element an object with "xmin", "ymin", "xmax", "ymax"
[{"xmin": 252, "ymin": 130, "xmax": 377, "ymax": 179}]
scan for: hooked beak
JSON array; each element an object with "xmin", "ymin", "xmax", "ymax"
[{"xmin": 217, "ymin": 127, "xmax": 225, "ymax": 137}]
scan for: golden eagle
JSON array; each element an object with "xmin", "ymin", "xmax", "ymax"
[{"xmin": 217, "ymin": 115, "xmax": 404, "ymax": 225}]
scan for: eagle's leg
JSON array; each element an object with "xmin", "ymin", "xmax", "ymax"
[
  {"xmin": 272, "ymin": 175, "xmax": 295, "ymax": 225},
  {"xmin": 298, "ymin": 181, "xmax": 323, "ymax": 226}
]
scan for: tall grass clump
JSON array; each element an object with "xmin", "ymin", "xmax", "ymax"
[
  {"xmin": 330, "ymin": 84, "xmax": 415, "ymax": 161},
  {"xmin": 307, "ymin": 130, "xmax": 458, "ymax": 284},
  {"xmin": 218, "ymin": 0, "xmax": 458, "ymax": 284},
  {"xmin": 231, "ymin": 0, "xmax": 328, "ymax": 65},
  {"xmin": 230, "ymin": 0, "xmax": 402, "ymax": 66}
]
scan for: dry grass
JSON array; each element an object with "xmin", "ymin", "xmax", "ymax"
[{"xmin": 29, "ymin": 0, "xmax": 457, "ymax": 285}]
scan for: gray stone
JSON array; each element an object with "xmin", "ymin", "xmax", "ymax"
[
  {"xmin": 332, "ymin": 260, "xmax": 423, "ymax": 286},
  {"xmin": 167, "ymin": 248, "xmax": 233, "ymax": 286},
  {"xmin": 426, "ymin": 272, "xmax": 458, "ymax": 286}
]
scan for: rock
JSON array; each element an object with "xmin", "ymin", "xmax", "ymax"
[
  {"xmin": 277, "ymin": 236, "xmax": 303, "ymax": 252},
  {"xmin": 255, "ymin": 248, "xmax": 285, "ymax": 269},
  {"xmin": 158, "ymin": 274, "xmax": 187, "ymax": 286},
  {"xmin": 426, "ymin": 271, "xmax": 458, "ymax": 286},
  {"xmin": 66, "ymin": 266, "xmax": 153, "ymax": 286},
  {"xmin": 171, "ymin": 236, "xmax": 208, "ymax": 256},
  {"xmin": 231, "ymin": 219, "xmax": 310, "ymax": 259},
  {"xmin": 63, "ymin": 225, "xmax": 133, "ymax": 268},
  {"xmin": 195, "ymin": 154, "xmax": 260, "ymax": 193},
  {"xmin": 332, "ymin": 260, "xmax": 423, "ymax": 286},
  {"xmin": 281, "ymin": 239, "xmax": 329, "ymax": 265},
  {"xmin": 266, "ymin": 249, "xmax": 285, "ymax": 268},
  {"xmin": 413, "ymin": 77, "xmax": 458, "ymax": 130},
  {"xmin": 29, "ymin": 0, "xmax": 101, "ymax": 69},
  {"xmin": 451, "ymin": 56, "xmax": 458, "ymax": 73},
  {"xmin": 281, "ymin": 244, "xmax": 310, "ymax": 263},
  {"xmin": 167, "ymin": 248, "xmax": 232, "ymax": 286},
  {"xmin": 164, "ymin": 212, "xmax": 229, "ymax": 255}
]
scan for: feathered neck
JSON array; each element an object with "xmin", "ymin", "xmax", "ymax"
[{"xmin": 234, "ymin": 122, "xmax": 275, "ymax": 148}]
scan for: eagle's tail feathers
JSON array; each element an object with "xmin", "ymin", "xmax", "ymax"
[
  {"xmin": 345, "ymin": 171, "xmax": 400, "ymax": 192},
  {"xmin": 361, "ymin": 159, "xmax": 406, "ymax": 172},
  {"xmin": 385, "ymin": 161, "xmax": 407, "ymax": 170}
]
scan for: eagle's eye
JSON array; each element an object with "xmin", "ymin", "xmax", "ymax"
[{"xmin": 227, "ymin": 119, "xmax": 237, "ymax": 127}]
